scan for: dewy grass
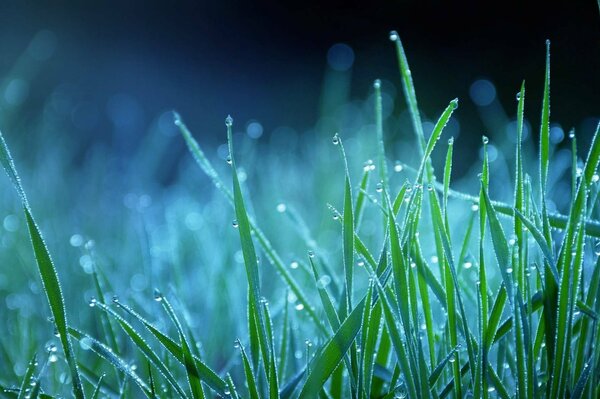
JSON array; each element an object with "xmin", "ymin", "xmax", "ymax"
[{"xmin": 0, "ymin": 32, "xmax": 600, "ymax": 399}]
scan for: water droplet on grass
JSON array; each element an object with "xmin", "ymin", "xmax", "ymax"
[
  {"xmin": 276, "ymin": 203, "xmax": 286, "ymax": 213},
  {"xmin": 448, "ymin": 137, "xmax": 454, "ymax": 145},
  {"xmin": 226, "ymin": 155, "xmax": 232, "ymax": 165},
  {"xmin": 232, "ymin": 220, "xmax": 239, "ymax": 228},
  {"xmin": 482, "ymin": 136, "xmax": 489, "ymax": 144},
  {"xmin": 389, "ymin": 31, "xmax": 399, "ymax": 41},
  {"xmin": 373, "ymin": 79, "xmax": 381, "ymax": 89},
  {"xmin": 569, "ymin": 130, "xmax": 575, "ymax": 139},
  {"xmin": 376, "ymin": 182, "xmax": 383, "ymax": 192},
  {"xmin": 225, "ymin": 115, "xmax": 233, "ymax": 127},
  {"xmin": 308, "ymin": 250, "xmax": 315, "ymax": 258},
  {"xmin": 153, "ymin": 289, "xmax": 163, "ymax": 302},
  {"xmin": 295, "ymin": 303, "xmax": 305, "ymax": 311},
  {"xmin": 394, "ymin": 161, "xmax": 403, "ymax": 172},
  {"xmin": 332, "ymin": 133, "xmax": 339, "ymax": 145},
  {"xmin": 516, "ymin": 92, "xmax": 521, "ymax": 101},
  {"xmin": 88, "ymin": 297, "xmax": 97, "ymax": 307}
]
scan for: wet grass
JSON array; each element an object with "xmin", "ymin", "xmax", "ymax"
[{"xmin": 0, "ymin": 32, "xmax": 599, "ymax": 398}]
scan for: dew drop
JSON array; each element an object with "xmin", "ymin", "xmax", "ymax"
[
  {"xmin": 290, "ymin": 261, "xmax": 299, "ymax": 269},
  {"xmin": 226, "ymin": 155, "xmax": 232, "ymax": 165},
  {"xmin": 471, "ymin": 203, "xmax": 479, "ymax": 212},
  {"xmin": 276, "ymin": 203, "xmax": 287, "ymax": 213},
  {"xmin": 357, "ymin": 260, "xmax": 365, "ymax": 267},
  {"xmin": 482, "ymin": 136, "xmax": 489, "ymax": 145},
  {"xmin": 295, "ymin": 303, "xmax": 305, "ymax": 311},
  {"xmin": 308, "ymin": 250, "xmax": 315, "ymax": 258},
  {"xmin": 448, "ymin": 137, "xmax": 454, "ymax": 145},
  {"xmin": 88, "ymin": 297, "xmax": 97, "ymax": 307},
  {"xmin": 373, "ymin": 79, "xmax": 381, "ymax": 90},
  {"xmin": 389, "ymin": 30, "xmax": 399, "ymax": 41},
  {"xmin": 332, "ymin": 133, "xmax": 340, "ymax": 145},
  {"xmin": 232, "ymin": 220, "xmax": 239, "ymax": 228},
  {"xmin": 394, "ymin": 161, "xmax": 403, "ymax": 173},
  {"xmin": 594, "ymin": 240, "xmax": 600, "ymax": 256},
  {"xmin": 592, "ymin": 174, "xmax": 599, "ymax": 183},
  {"xmin": 376, "ymin": 182, "xmax": 383, "ymax": 193},
  {"xmin": 225, "ymin": 115, "xmax": 233, "ymax": 127},
  {"xmin": 153, "ymin": 289, "xmax": 163, "ymax": 302},
  {"xmin": 112, "ymin": 295, "xmax": 120, "ymax": 304},
  {"xmin": 569, "ymin": 130, "xmax": 575, "ymax": 139},
  {"xmin": 48, "ymin": 354, "xmax": 58, "ymax": 363},
  {"xmin": 427, "ymin": 183, "xmax": 433, "ymax": 192},
  {"xmin": 506, "ymin": 267, "xmax": 513, "ymax": 274},
  {"xmin": 316, "ymin": 275, "xmax": 332, "ymax": 288},
  {"xmin": 516, "ymin": 92, "xmax": 521, "ymax": 101}
]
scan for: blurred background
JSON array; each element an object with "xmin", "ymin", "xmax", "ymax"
[{"xmin": 0, "ymin": 0, "xmax": 598, "ymax": 388}]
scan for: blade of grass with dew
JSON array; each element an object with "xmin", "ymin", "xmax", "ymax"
[
  {"xmin": 574, "ymin": 256, "xmax": 600, "ymax": 379},
  {"xmin": 477, "ymin": 136, "xmax": 489, "ymax": 397},
  {"xmin": 354, "ymin": 168, "xmax": 370, "ymax": 229},
  {"xmin": 375, "ymin": 284, "xmax": 418, "ymax": 399},
  {"xmin": 90, "ymin": 374, "xmax": 104, "ymax": 399},
  {"xmin": 428, "ymin": 345, "xmax": 460, "ymax": 387},
  {"xmin": 0, "ymin": 131, "xmax": 85, "ymax": 399},
  {"xmin": 239, "ymin": 343, "xmax": 260, "ymax": 399},
  {"xmin": 68, "ymin": 328, "xmax": 151, "ymax": 397},
  {"xmin": 551, "ymin": 210, "xmax": 586, "ymax": 398},
  {"xmin": 226, "ymin": 116, "xmax": 273, "ymax": 380},
  {"xmin": 309, "ymin": 257, "xmax": 341, "ymax": 333},
  {"xmin": 16, "ymin": 354, "xmax": 36, "ymax": 399},
  {"xmin": 262, "ymin": 301, "xmax": 280, "ymax": 399},
  {"xmin": 115, "ymin": 301, "xmax": 228, "ymax": 395},
  {"xmin": 357, "ymin": 281, "xmax": 373, "ymax": 399},
  {"xmin": 332, "ymin": 133, "xmax": 355, "ymax": 313},
  {"xmin": 412, "ymin": 242, "xmax": 436, "ymax": 367},
  {"xmin": 157, "ymin": 293, "xmax": 205, "ymax": 399},
  {"xmin": 93, "ymin": 301, "xmax": 189, "ymax": 398},
  {"xmin": 278, "ymin": 298, "xmax": 290, "ymax": 380},
  {"xmin": 91, "ymin": 266, "xmax": 120, "ymax": 355},
  {"xmin": 176, "ymin": 114, "xmax": 327, "ymax": 335}
]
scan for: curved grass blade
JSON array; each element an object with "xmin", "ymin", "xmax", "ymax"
[
  {"xmin": 115, "ymin": 302, "xmax": 228, "ymax": 395},
  {"xmin": 17, "ymin": 355, "xmax": 37, "ymax": 399},
  {"xmin": 93, "ymin": 302, "xmax": 188, "ymax": 398},
  {"xmin": 239, "ymin": 343, "xmax": 260, "ymax": 399},
  {"xmin": 0, "ymin": 131, "xmax": 85, "ymax": 399},
  {"xmin": 68, "ymin": 328, "xmax": 151, "ymax": 397},
  {"xmin": 428, "ymin": 345, "xmax": 460, "ymax": 387},
  {"xmin": 156, "ymin": 294, "xmax": 205, "ymax": 399}
]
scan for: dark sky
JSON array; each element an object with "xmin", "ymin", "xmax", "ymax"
[{"xmin": 0, "ymin": 0, "xmax": 598, "ymax": 151}]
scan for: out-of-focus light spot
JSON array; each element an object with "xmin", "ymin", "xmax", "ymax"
[
  {"xmin": 506, "ymin": 119, "xmax": 530, "ymax": 143},
  {"xmin": 130, "ymin": 274, "xmax": 147, "ymax": 292},
  {"xmin": 185, "ymin": 212, "xmax": 202, "ymax": 230},
  {"xmin": 4, "ymin": 78, "xmax": 29, "ymax": 106},
  {"xmin": 3, "ymin": 214, "xmax": 19, "ymax": 232},
  {"xmin": 70, "ymin": 234, "xmax": 84, "ymax": 247},
  {"xmin": 79, "ymin": 255, "xmax": 93, "ymax": 274},
  {"xmin": 327, "ymin": 43, "xmax": 354, "ymax": 72},
  {"xmin": 27, "ymin": 30, "xmax": 57, "ymax": 61},
  {"xmin": 550, "ymin": 124, "xmax": 564, "ymax": 144},
  {"xmin": 106, "ymin": 93, "xmax": 143, "ymax": 129},
  {"xmin": 71, "ymin": 102, "xmax": 99, "ymax": 130},
  {"xmin": 158, "ymin": 111, "xmax": 178, "ymax": 136},
  {"xmin": 469, "ymin": 79, "xmax": 496, "ymax": 106},
  {"xmin": 480, "ymin": 144, "xmax": 498, "ymax": 162},
  {"xmin": 246, "ymin": 120, "xmax": 263, "ymax": 139}
]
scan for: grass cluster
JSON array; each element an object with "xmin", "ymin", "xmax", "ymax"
[{"xmin": 0, "ymin": 32, "xmax": 599, "ymax": 398}]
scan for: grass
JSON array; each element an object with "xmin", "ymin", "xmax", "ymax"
[{"xmin": 0, "ymin": 31, "xmax": 599, "ymax": 398}]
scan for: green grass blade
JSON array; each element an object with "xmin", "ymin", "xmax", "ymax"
[
  {"xmin": 428, "ymin": 345, "xmax": 460, "ymax": 387},
  {"xmin": 239, "ymin": 343, "xmax": 260, "ymax": 399},
  {"xmin": 156, "ymin": 294, "xmax": 205, "ymax": 399},
  {"xmin": 93, "ymin": 301, "xmax": 189, "ymax": 398},
  {"xmin": 297, "ymin": 295, "xmax": 371, "ymax": 399},
  {"xmin": 115, "ymin": 301, "xmax": 228, "ymax": 395},
  {"xmin": 17, "ymin": 354, "xmax": 37, "ymax": 399},
  {"xmin": 375, "ymin": 285, "xmax": 418, "ymax": 399},
  {"xmin": 90, "ymin": 373, "xmax": 104, "ymax": 399},
  {"xmin": 68, "ymin": 328, "xmax": 151, "ymax": 397},
  {"xmin": 539, "ymin": 39, "xmax": 551, "ymax": 190},
  {"xmin": 226, "ymin": 116, "xmax": 272, "ymax": 373},
  {"xmin": 373, "ymin": 79, "xmax": 388, "ymax": 191},
  {"xmin": 0, "ymin": 131, "xmax": 85, "ymax": 399}
]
